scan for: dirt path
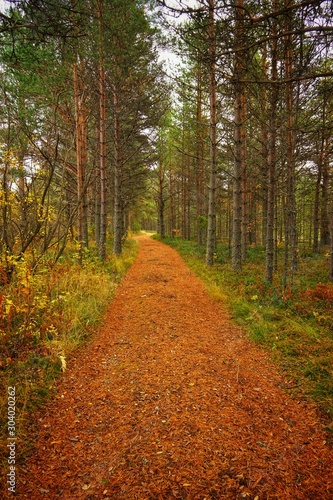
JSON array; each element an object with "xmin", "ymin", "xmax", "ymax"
[{"xmin": 13, "ymin": 235, "xmax": 333, "ymax": 499}]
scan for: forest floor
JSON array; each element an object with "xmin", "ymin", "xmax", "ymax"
[{"xmin": 10, "ymin": 234, "xmax": 333, "ymax": 499}]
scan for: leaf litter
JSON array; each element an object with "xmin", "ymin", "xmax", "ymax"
[{"xmin": 13, "ymin": 235, "xmax": 333, "ymax": 499}]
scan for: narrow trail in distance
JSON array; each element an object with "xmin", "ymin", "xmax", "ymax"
[{"xmin": 15, "ymin": 235, "xmax": 333, "ymax": 499}]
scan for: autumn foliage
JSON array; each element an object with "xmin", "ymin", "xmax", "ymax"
[
  {"xmin": 0, "ymin": 240, "xmax": 138, "ymax": 490},
  {"xmin": 301, "ymin": 283, "xmax": 333, "ymax": 308},
  {"xmin": 9, "ymin": 235, "xmax": 333, "ymax": 500}
]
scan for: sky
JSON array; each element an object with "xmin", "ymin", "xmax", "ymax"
[
  {"xmin": 0, "ymin": 0, "xmax": 9, "ymax": 14},
  {"xmin": 0, "ymin": 0, "xmax": 185, "ymax": 76}
]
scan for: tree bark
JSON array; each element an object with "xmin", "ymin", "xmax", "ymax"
[
  {"xmin": 330, "ymin": 210, "xmax": 333, "ymax": 281},
  {"xmin": 265, "ymin": 0, "xmax": 278, "ymax": 283},
  {"xmin": 113, "ymin": 88, "xmax": 123, "ymax": 255},
  {"xmin": 74, "ymin": 59, "xmax": 88, "ymax": 263},
  {"xmin": 313, "ymin": 143, "xmax": 322, "ymax": 254},
  {"xmin": 260, "ymin": 45, "xmax": 268, "ymax": 247},
  {"xmin": 181, "ymin": 110, "xmax": 186, "ymax": 239},
  {"xmin": 169, "ymin": 163, "xmax": 176, "ymax": 234},
  {"xmin": 98, "ymin": 0, "xmax": 107, "ymax": 260},
  {"xmin": 157, "ymin": 174, "xmax": 165, "ymax": 239},
  {"xmin": 283, "ymin": 0, "xmax": 298, "ymax": 287},
  {"xmin": 232, "ymin": 0, "xmax": 245, "ymax": 271},
  {"xmin": 241, "ymin": 89, "xmax": 247, "ymax": 260},
  {"xmin": 206, "ymin": 0, "xmax": 217, "ymax": 266},
  {"xmin": 196, "ymin": 63, "xmax": 206, "ymax": 246},
  {"xmin": 320, "ymin": 138, "xmax": 330, "ymax": 246}
]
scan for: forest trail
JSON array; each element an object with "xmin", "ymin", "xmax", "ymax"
[{"xmin": 14, "ymin": 235, "xmax": 333, "ymax": 499}]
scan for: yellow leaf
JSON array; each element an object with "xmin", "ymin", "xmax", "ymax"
[{"xmin": 59, "ymin": 355, "xmax": 66, "ymax": 372}]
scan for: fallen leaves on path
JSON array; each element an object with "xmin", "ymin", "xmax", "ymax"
[{"xmin": 13, "ymin": 236, "xmax": 333, "ymax": 499}]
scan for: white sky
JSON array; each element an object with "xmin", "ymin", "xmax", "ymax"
[{"xmin": 0, "ymin": 0, "xmax": 9, "ymax": 13}]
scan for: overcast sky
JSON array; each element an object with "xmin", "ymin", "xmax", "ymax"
[{"xmin": 0, "ymin": 0, "xmax": 10, "ymax": 14}]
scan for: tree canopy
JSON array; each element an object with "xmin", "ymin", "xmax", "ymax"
[{"xmin": 1, "ymin": 0, "xmax": 333, "ymax": 283}]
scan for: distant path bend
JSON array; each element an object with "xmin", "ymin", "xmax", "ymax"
[{"xmin": 16, "ymin": 234, "xmax": 333, "ymax": 499}]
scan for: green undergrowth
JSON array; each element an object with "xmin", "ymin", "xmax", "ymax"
[
  {"xmin": 157, "ymin": 236, "xmax": 333, "ymax": 433},
  {"xmin": 0, "ymin": 238, "xmax": 138, "ymax": 471}
]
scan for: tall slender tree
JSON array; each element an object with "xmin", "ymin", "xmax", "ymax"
[
  {"xmin": 205, "ymin": 0, "xmax": 217, "ymax": 265},
  {"xmin": 232, "ymin": 0, "xmax": 246, "ymax": 271}
]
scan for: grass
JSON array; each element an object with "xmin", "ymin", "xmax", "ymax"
[
  {"xmin": 0, "ymin": 237, "xmax": 138, "ymax": 473},
  {"xmin": 156, "ymin": 236, "xmax": 333, "ymax": 434}
]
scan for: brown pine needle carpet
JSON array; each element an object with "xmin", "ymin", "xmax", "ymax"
[{"xmin": 15, "ymin": 235, "xmax": 333, "ymax": 499}]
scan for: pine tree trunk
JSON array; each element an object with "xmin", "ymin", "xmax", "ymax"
[
  {"xmin": 196, "ymin": 64, "xmax": 205, "ymax": 246},
  {"xmin": 260, "ymin": 45, "xmax": 268, "ymax": 247},
  {"xmin": 206, "ymin": 0, "xmax": 217, "ymax": 266},
  {"xmin": 265, "ymin": 0, "xmax": 278, "ymax": 283},
  {"xmin": 113, "ymin": 89, "xmax": 123, "ymax": 256},
  {"xmin": 232, "ymin": 0, "xmax": 245, "ymax": 271},
  {"xmin": 82, "ymin": 94, "xmax": 88, "ymax": 249},
  {"xmin": 313, "ymin": 149, "xmax": 322, "ymax": 253},
  {"xmin": 94, "ymin": 172, "xmax": 101, "ymax": 247},
  {"xmin": 170, "ymin": 165, "xmax": 176, "ymax": 234},
  {"xmin": 233, "ymin": 89, "xmax": 243, "ymax": 271},
  {"xmin": 321, "ymin": 137, "xmax": 330, "ymax": 246},
  {"xmin": 2, "ymin": 155, "xmax": 11, "ymax": 259},
  {"xmin": 157, "ymin": 176, "xmax": 165, "ymax": 239},
  {"xmin": 241, "ymin": 89, "xmax": 247, "ymax": 260},
  {"xmin": 330, "ymin": 209, "xmax": 333, "ymax": 281},
  {"xmin": 74, "ymin": 60, "xmax": 88, "ymax": 263},
  {"xmin": 98, "ymin": 0, "xmax": 107, "ymax": 260},
  {"xmin": 181, "ymin": 119, "xmax": 186, "ymax": 239},
  {"xmin": 186, "ymin": 150, "xmax": 191, "ymax": 240},
  {"xmin": 283, "ymin": 0, "xmax": 298, "ymax": 286}
]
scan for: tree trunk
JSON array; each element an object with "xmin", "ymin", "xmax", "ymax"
[
  {"xmin": 113, "ymin": 88, "xmax": 123, "ymax": 255},
  {"xmin": 98, "ymin": 0, "xmax": 107, "ymax": 260},
  {"xmin": 206, "ymin": 0, "xmax": 217, "ymax": 266},
  {"xmin": 181, "ymin": 115, "xmax": 186, "ymax": 239},
  {"xmin": 313, "ymin": 145, "xmax": 322, "ymax": 253},
  {"xmin": 260, "ymin": 45, "xmax": 268, "ymax": 247},
  {"xmin": 196, "ymin": 63, "xmax": 206, "ymax": 246},
  {"xmin": 232, "ymin": 0, "xmax": 245, "ymax": 271},
  {"xmin": 74, "ymin": 59, "xmax": 88, "ymax": 263},
  {"xmin": 94, "ymin": 171, "xmax": 101, "ymax": 248},
  {"xmin": 2, "ymin": 126, "xmax": 14, "ymax": 281},
  {"xmin": 321, "ymin": 138, "xmax": 330, "ymax": 246},
  {"xmin": 157, "ymin": 174, "xmax": 165, "ymax": 239},
  {"xmin": 283, "ymin": 0, "xmax": 298, "ymax": 286},
  {"xmin": 241, "ymin": 89, "xmax": 247, "ymax": 260},
  {"xmin": 265, "ymin": 0, "xmax": 278, "ymax": 283},
  {"xmin": 169, "ymin": 163, "xmax": 176, "ymax": 234},
  {"xmin": 330, "ymin": 210, "xmax": 333, "ymax": 281}
]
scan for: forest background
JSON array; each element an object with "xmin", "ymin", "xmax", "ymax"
[{"xmin": 0, "ymin": 0, "xmax": 333, "ymax": 470}]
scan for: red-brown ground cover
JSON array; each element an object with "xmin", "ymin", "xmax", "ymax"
[{"xmin": 10, "ymin": 235, "xmax": 333, "ymax": 498}]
